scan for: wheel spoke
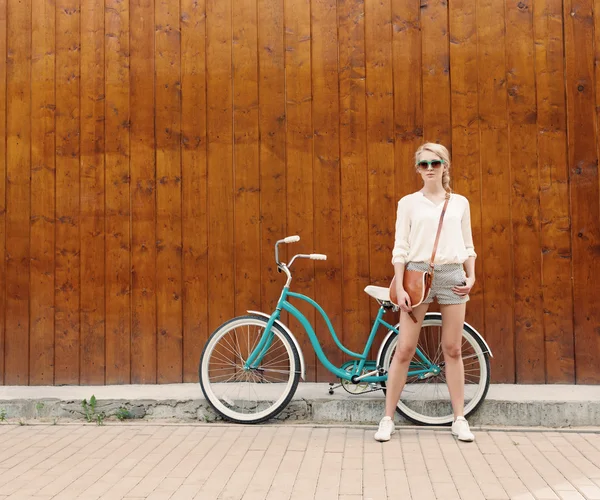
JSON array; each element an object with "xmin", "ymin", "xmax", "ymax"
[
  {"xmin": 382, "ymin": 319, "xmax": 489, "ymax": 425},
  {"xmin": 200, "ymin": 317, "xmax": 298, "ymax": 423}
]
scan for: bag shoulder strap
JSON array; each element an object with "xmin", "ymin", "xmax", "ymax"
[{"xmin": 429, "ymin": 195, "xmax": 450, "ymax": 270}]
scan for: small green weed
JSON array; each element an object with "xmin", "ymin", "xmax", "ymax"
[
  {"xmin": 82, "ymin": 395, "xmax": 97, "ymax": 423},
  {"xmin": 0, "ymin": 408, "xmax": 6, "ymax": 422},
  {"xmin": 116, "ymin": 407, "xmax": 131, "ymax": 421},
  {"xmin": 82, "ymin": 395, "xmax": 105, "ymax": 425}
]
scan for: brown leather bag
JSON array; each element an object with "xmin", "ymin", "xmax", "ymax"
[{"xmin": 390, "ymin": 195, "xmax": 450, "ymax": 323}]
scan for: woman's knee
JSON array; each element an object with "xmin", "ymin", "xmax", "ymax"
[
  {"xmin": 442, "ymin": 341, "xmax": 461, "ymax": 360},
  {"xmin": 393, "ymin": 344, "xmax": 416, "ymax": 364}
]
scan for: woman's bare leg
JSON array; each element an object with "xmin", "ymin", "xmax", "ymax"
[
  {"xmin": 439, "ymin": 302, "xmax": 467, "ymax": 417},
  {"xmin": 384, "ymin": 303, "xmax": 429, "ymax": 417}
]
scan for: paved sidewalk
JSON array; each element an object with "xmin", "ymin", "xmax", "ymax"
[{"xmin": 0, "ymin": 424, "xmax": 599, "ymax": 499}]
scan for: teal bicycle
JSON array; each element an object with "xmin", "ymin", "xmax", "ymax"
[{"xmin": 199, "ymin": 236, "xmax": 492, "ymax": 425}]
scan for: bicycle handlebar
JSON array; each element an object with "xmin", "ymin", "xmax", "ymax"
[{"xmin": 275, "ymin": 236, "xmax": 328, "ymax": 282}]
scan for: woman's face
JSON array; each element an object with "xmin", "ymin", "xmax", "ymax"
[{"xmin": 416, "ymin": 150, "xmax": 445, "ymax": 185}]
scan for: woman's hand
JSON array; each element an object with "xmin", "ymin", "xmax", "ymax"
[
  {"xmin": 396, "ymin": 287, "xmax": 412, "ymax": 313},
  {"xmin": 452, "ymin": 276, "xmax": 475, "ymax": 297}
]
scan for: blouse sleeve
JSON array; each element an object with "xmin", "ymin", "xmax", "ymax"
[
  {"xmin": 391, "ymin": 196, "xmax": 411, "ymax": 265},
  {"xmin": 461, "ymin": 198, "xmax": 477, "ymax": 258}
]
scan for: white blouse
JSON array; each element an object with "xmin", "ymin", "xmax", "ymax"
[{"xmin": 391, "ymin": 192, "xmax": 477, "ymax": 266}]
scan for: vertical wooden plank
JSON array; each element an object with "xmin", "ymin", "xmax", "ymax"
[
  {"xmin": 312, "ymin": 0, "xmax": 342, "ymax": 379},
  {"xmin": 233, "ymin": 0, "xmax": 260, "ymax": 318},
  {"xmin": 80, "ymin": 4, "xmax": 106, "ymax": 386},
  {"xmin": 338, "ymin": 0, "xmax": 370, "ymax": 357},
  {"xmin": 131, "ymin": 0, "xmax": 156, "ymax": 383},
  {"xmin": 5, "ymin": 0, "xmax": 31, "ymax": 385},
  {"xmin": 285, "ymin": 0, "xmax": 315, "ymax": 381},
  {"xmin": 505, "ymin": 0, "xmax": 544, "ymax": 383},
  {"xmin": 565, "ymin": 0, "xmax": 600, "ymax": 383},
  {"xmin": 0, "ymin": 0, "xmax": 6, "ymax": 385},
  {"xmin": 181, "ymin": 0, "xmax": 207, "ymax": 382},
  {"xmin": 258, "ymin": 0, "xmax": 286, "ymax": 322},
  {"xmin": 393, "ymin": 0, "xmax": 423, "ymax": 199},
  {"xmin": 534, "ymin": 0, "xmax": 574, "ymax": 383},
  {"xmin": 105, "ymin": 0, "xmax": 131, "ymax": 384},
  {"xmin": 477, "ymin": 0, "xmax": 514, "ymax": 382},
  {"xmin": 448, "ymin": 0, "xmax": 484, "ymax": 333},
  {"xmin": 365, "ymin": 0, "xmax": 395, "ymax": 342},
  {"xmin": 421, "ymin": 0, "xmax": 451, "ymax": 146},
  {"xmin": 80, "ymin": 0, "xmax": 105, "ymax": 385},
  {"xmin": 206, "ymin": 0, "xmax": 233, "ymax": 336},
  {"xmin": 156, "ymin": 0, "xmax": 183, "ymax": 383},
  {"xmin": 30, "ymin": 0, "xmax": 56, "ymax": 385},
  {"xmin": 55, "ymin": 0, "xmax": 80, "ymax": 385}
]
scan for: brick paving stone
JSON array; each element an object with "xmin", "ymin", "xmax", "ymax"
[
  {"xmin": 289, "ymin": 428, "xmax": 327, "ymax": 500},
  {"xmin": 241, "ymin": 426, "xmax": 295, "ymax": 500},
  {"xmin": 0, "ymin": 424, "xmax": 599, "ymax": 499},
  {"xmin": 264, "ymin": 449, "xmax": 304, "ymax": 500},
  {"xmin": 384, "ymin": 469, "xmax": 411, "ymax": 500}
]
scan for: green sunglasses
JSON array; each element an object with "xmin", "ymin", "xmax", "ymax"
[{"xmin": 416, "ymin": 159, "xmax": 444, "ymax": 169}]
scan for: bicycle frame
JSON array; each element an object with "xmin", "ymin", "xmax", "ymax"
[{"xmin": 244, "ymin": 286, "xmax": 436, "ymax": 383}]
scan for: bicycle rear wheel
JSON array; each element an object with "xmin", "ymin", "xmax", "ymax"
[
  {"xmin": 199, "ymin": 314, "xmax": 300, "ymax": 424},
  {"xmin": 378, "ymin": 315, "xmax": 490, "ymax": 425}
]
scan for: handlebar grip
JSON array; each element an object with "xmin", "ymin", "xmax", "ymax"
[
  {"xmin": 310, "ymin": 254, "xmax": 327, "ymax": 261},
  {"xmin": 283, "ymin": 235, "xmax": 300, "ymax": 243}
]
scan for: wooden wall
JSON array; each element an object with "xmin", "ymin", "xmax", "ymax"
[{"xmin": 0, "ymin": 0, "xmax": 598, "ymax": 386}]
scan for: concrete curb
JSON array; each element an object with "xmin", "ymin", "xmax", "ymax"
[{"xmin": 1, "ymin": 383, "xmax": 599, "ymax": 427}]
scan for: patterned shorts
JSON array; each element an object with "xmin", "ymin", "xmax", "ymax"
[{"xmin": 406, "ymin": 262, "xmax": 469, "ymax": 305}]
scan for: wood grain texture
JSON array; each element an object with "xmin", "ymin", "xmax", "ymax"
[
  {"xmin": 565, "ymin": 0, "xmax": 600, "ymax": 383},
  {"xmin": 5, "ymin": 0, "xmax": 32, "ymax": 385},
  {"xmin": 130, "ymin": 0, "xmax": 156, "ymax": 384},
  {"xmin": 206, "ymin": 0, "xmax": 234, "ymax": 340},
  {"xmin": 233, "ymin": 0, "xmax": 261, "ymax": 318},
  {"xmin": 534, "ymin": 0, "xmax": 574, "ymax": 383},
  {"xmin": 338, "ymin": 0, "xmax": 371, "ymax": 356},
  {"xmin": 448, "ymin": 0, "xmax": 484, "ymax": 333},
  {"xmin": 156, "ymin": 0, "xmax": 183, "ymax": 383},
  {"xmin": 312, "ymin": 0, "xmax": 343, "ymax": 379},
  {"xmin": 285, "ymin": 0, "xmax": 315, "ymax": 381},
  {"xmin": 80, "ymin": 0, "xmax": 106, "ymax": 385},
  {"xmin": 29, "ymin": 0, "xmax": 56, "ymax": 385},
  {"xmin": 477, "ymin": 0, "xmax": 515, "ymax": 382},
  {"xmin": 365, "ymin": 0, "xmax": 395, "ymax": 359},
  {"xmin": 105, "ymin": 0, "xmax": 131, "ymax": 384},
  {"xmin": 181, "ymin": 0, "xmax": 207, "ymax": 382},
  {"xmin": 258, "ymin": 0, "xmax": 287, "ymax": 323},
  {"xmin": 393, "ymin": 0, "xmax": 423, "ymax": 200},
  {"xmin": 505, "ymin": 0, "xmax": 545, "ymax": 383},
  {"xmin": 55, "ymin": 0, "xmax": 81, "ymax": 385},
  {"xmin": 2, "ymin": 0, "xmax": 600, "ymax": 386},
  {"xmin": 0, "ymin": 0, "xmax": 6, "ymax": 385},
  {"xmin": 421, "ymin": 0, "xmax": 451, "ymax": 146}
]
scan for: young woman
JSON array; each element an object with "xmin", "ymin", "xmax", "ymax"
[{"xmin": 374, "ymin": 143, "xmax": 477, "ymax": 443}]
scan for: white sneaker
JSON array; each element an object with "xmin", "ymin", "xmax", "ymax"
[
  {"xmin": 374, "ymin": 416, "xmax": 395, "ymax": 442},
  {"xmin": 452, "ymin": 416, "xmax": 475, "ymax": 442}
]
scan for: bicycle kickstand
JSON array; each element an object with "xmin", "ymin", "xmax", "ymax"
[{"xmin": 328, "ymin": 382, "xmax": 343, "ymax": 395}]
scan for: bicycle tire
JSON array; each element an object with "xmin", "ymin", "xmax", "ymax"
[{"xmin": 199, "ymin": 314, "xmax": 301, "ymax": 424}]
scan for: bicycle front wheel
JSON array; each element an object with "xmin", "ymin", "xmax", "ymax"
[
  {"xmin": 199, "ymin": 315, "xmax": 300, "ymax": 424},
  {"xmin": 379, "ymin": 316, "xmax": 491, "ymax": 426}
]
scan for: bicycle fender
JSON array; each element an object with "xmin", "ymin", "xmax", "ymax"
[
  {"xmin": 376, "ymin": 312, "xmax": 493, "ymax": 365},
  {"xmin": 247, "ymin": 310, "xmax": 306, "ymax": 380}
]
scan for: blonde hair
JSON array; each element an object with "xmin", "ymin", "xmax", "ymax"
[{"xmin": 415, "ymin": 142, "xmax": 452, "ymax": 198}]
